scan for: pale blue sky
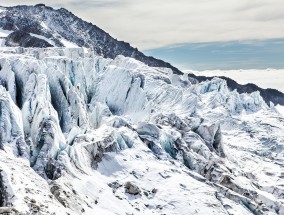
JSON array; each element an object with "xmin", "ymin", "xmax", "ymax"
[{"xmin": 145, "ymin": 39, "xmax": 284, "ymax": 70}]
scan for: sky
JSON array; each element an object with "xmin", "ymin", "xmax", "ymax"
[
  {"xmin": 1, "ymin": 0, "xmax": 284, "ymax": 70},
  {"xmin": 144, "ymin": 39, "xmax": 284, "ymax": 70}
]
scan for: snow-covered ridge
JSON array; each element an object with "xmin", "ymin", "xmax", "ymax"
[
  {"xmin": 0, "ymin": 47, "xmax": 284, "ymax": 214},
  {"xmin": 0, "ymin": 4, "xmax": 183, "ymax": 75},
  {"xmin": 190, "ymin": 69, "xmax": 284, "ymax": 93}
]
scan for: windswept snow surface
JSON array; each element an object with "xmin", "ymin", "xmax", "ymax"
[
  {"xmin": 276, "ymin": 105, "xmax": 284, "ymax": 116},
  {"xmin": 30, "ymin": 33, "xmax": 56, "ymax": 46},
  {"xmin": 0, "ymin": 28, "xmax": 13, "ymax": 47},
  {"xmin": 0, "ymin": 47, "xmax": 284, "ymax": 214},
  {"xmin": 60, "ymin": 38, "xmax": 80, "ymax": 48},
  {"xmin": 0, "ymin": 29, "xmax": 12, "ymax": 38},
  {"xmin": 190, "ymin": 69, "xmax": 284, "ymax": 93}
]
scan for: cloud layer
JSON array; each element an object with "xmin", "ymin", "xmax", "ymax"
[{"xmin": 1, "ymin": 0, "xmax": 284, "ymax": 49}]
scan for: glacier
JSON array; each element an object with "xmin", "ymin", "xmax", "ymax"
[
  {"xmin": 191, "ymin": 69, "xmax": 284, "ymax": 94},
  {"xmin": 0, "ymin": 47, "xmax": 284, "ymax": 215}
]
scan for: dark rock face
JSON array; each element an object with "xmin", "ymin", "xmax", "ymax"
[
  {"xmin": 44, "ymin": 159, "xmax": 62, "ymax": 180},
  {"xmin": 5, "ymin": 30, "xmax": 53, "ymax": 48},
  {"xmin": 0, "ymin": 170, "xmax": 9, "ymax": 208},
  {"xmin": 0, "ymin": 173, "xmax": 3, "ymax": 207},
  {"xmin": 124, "ymin": 182, "xmax": 141, "ymax": 195}
]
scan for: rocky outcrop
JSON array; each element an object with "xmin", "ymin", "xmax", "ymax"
[
  {"xmin": 124, "ymin": 182, "xmax": 141, "ymax": 195},
  {"xmin": 5, "ymin": 30, "xmax": 53, "ymax": 48}
]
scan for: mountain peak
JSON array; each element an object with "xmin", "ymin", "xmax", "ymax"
[{"xmin": 0, "ymin": 4, "xmax": 183, "ymax": 75}]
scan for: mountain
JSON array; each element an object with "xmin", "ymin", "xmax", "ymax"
[
  {"xmin": 1, "ymin": 4, "xmax": 284, "ymax": 107},
  {"xmin": 0, "ymin": 4, "xmax": 183, "ymax": 75},
  {"xmin": 0, "ymin": 5, "xmax": 284, "ymax": 215}
]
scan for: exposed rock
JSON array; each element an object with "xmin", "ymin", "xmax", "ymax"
[
  {"xmin": 5, "ymin": 30, "xmax": 53, "ymax": 48},
  {"xmin": 44, "ymin": 158, "xmax": 62, "ymax": 180},
  {"xmin": 124, "ymin": 182, "xmax": 141, "ymax": 195},
  {"xmin": 151, "ymin": 188, "xmax": 158, "ymax": 194}
]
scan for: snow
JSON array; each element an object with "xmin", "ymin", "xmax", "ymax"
[
  {"xmin": 0, "ymin": 5, "xmax": 282, "ymax": 214},
  {"xmin": 0, "ymin": 150, "xmax": 73, "ymax": 214},
  {"xmin": 95, "ymin": 144, "xmax": 230, "ymax": 215},
  {"xmin": 40, "ymin": 21, "xmax": 48, "ymax": 29},
  {"xmin": 0, "ymin": 28, "xmax": 12, "ymax": 38},
  {"xmin": 0, "ymin": 28, "xmax": 12, "ymax": 47},
  {"xmin": 30, "ymin": 33, "xmax": 56, "ymax": 46},
  {"xmin": 0, "ymin": 38, "xmax": 5, "ymax": 47},
  {"xmin": 0, "ymin": 47, "xmax": 283, "ymax": 214},
  {"xmin": 0, "ymin": 7, "xmax": 6, "ymax": 14},
  {"xmin": 60, "ymin": 38, "xmax": 80, "ymax": 48},
  {"xmin": 190, "ymin": 69, "xmax": 284, "ymax": 93},
  {"xmin": 276, "ymin": 105, "xmax": 284, "ymax": 116}
]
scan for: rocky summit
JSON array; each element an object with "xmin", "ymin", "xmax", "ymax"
[{"xmin": 0, "ymin": 5, "xmax": 284, "ymax": 215}]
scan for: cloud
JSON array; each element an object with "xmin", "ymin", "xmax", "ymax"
[
  {"xmin": 1, "ymin": 0, "xmax": 284, "ymax": 49},
  {"xmin": 61, "ymin": 0, "xmax": 125, "ymax": 9}
]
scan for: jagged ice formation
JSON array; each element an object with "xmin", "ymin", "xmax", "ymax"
[
  {"xmin": 0, "ymin": 47, "xmax": 283, "ymax": 214},
  {"xmin": 1, "ymin": 4, "xmax": 284, "ymax": 107}
]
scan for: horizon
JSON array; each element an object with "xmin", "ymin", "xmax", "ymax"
[
  {"xmin": 1, "ymin": 1, "xmax": 284, "ymax": 70},
  {"xmin": 145, "ymin": 38, "xmax": 284, "ymax": 71}
]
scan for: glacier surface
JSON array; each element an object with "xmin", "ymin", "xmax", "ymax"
[{"xmin": 0, "ymin": 47, "xmax": 283, "ymax": 214}]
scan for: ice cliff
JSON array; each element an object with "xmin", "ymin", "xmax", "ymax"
[{"xmin": 0, "ymin": 47, "xmax": 283, "ymax": 214}]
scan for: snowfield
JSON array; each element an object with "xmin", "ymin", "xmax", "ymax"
[
  {"xmin": 276, "ymin": 105, "xmax": 284, "ymax": 116},
  {"xmin": 0, "ymin": 47, "xmax": 284, "ymax": 215}
]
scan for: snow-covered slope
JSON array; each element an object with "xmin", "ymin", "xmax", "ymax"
[
  {"xmin": 0, "ymin": 47, "xmax": 284, "ymax": 214},
  {"xmin": 191, "ymin": 69, "xmax": 284, "ymax": 93},
  {"xmin": 0, "ymin": 4, "xmax": 182, "ymax": 75}
]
